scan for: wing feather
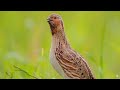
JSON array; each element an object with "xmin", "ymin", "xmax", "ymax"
[{"xmin": 55, "ymin": 48, "xmax": 94, "ymax": 79}]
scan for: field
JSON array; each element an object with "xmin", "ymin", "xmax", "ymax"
[{"xmin": 0, "ymin": 11, "xmax": 120, "ymax": 79}]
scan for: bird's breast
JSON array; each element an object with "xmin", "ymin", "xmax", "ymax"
[
  {"xmin": 49, "ymin": 47, "xmax": 64, "ymax": 76},
  {"xmin": 49, "ymin": 42, "xmax": 70, "ymax": 79}
]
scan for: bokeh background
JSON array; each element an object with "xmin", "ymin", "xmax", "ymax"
[{"xmin": 0, "ymin": 11, "xmax": 120, "ymax": 79}]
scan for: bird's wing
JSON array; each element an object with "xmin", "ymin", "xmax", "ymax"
[{"xmin": 55, "ymin": 48, "xmax": 94, "ymax": 79}]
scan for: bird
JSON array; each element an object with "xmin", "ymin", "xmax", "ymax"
[{"xmin": 47, "ymin": 13, "xmax": 95, "ymax": 79}]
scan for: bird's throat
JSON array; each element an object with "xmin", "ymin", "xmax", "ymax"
[
  {"xmin": 51, "ymin": 28, "xmax": 70, "ymax": 49},
  {"xmin": 51, "ymin": 28, "xmax": 57, "ymax": 35}
]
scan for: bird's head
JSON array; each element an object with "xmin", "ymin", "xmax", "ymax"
[{"xmin": 47, "ymin": 13, "xmax": 64, "ymax": 35}]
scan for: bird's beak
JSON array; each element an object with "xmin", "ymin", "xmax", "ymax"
[
  {"xmin": 47, "ymin": 18, "xmax": 50, "ymax": 22},
  {"xmin": 47, "ymin": 17, "xmax": 53, "ymax": 22}
]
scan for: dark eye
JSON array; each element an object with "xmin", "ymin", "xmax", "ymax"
[{"xmin": 54, "ymin": 17, "xmax": 57, "ymax": 19}]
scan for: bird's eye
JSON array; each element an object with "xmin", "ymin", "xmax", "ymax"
[{"xmin": 54, "ymin": 17, "xmax": 57, "ymax": 19}]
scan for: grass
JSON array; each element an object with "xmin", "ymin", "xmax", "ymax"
[
  {"xmin": 0, "ymin": 11, "xmax": 120, "ymax": 79},
  {"xmin": 1, "ymin": 52, "xmax": 63, "ymax": 79},
  {"xmin": 1, "ymin": 57, "xmax": 62, "ymax": 79}
]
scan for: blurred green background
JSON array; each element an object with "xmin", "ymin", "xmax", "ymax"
[{"xmin": 0, "ymin": 11, "xmax": 120, "ymax": 79}]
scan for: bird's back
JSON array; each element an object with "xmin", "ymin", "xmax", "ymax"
[
  {"xmin": 47, "ymin": 13, "xmax": 94, "ymax": 79},
  {"xmin": 54, "ymin": 47, "xmax": 94, "ymax": 79}
]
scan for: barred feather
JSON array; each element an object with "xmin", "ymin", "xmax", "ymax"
[{"xmin": 48, "ymin": 13, "xmax": 95, "ymax": 79}]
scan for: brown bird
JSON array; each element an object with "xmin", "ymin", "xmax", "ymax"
[{"xmin": 47, "ymin": 13, "xmax": 95, "ymax": 79}]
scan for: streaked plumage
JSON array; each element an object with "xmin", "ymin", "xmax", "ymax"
[{"xmin": 47, "ymin": 13, "xmax": 94, "ymax": 79}]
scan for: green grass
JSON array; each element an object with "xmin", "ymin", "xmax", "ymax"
[
  {"xmin": 1, "ymin": 56, "xmax": 62, "ymax": 79},
  {"xmin": 0, "ymin": 11, "xmax": 120, "ymax": 79}
]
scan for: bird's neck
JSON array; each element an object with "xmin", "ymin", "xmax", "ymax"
[{"xmin": 51, "ymin": 28, "xmax": 70, "ymax": 49}]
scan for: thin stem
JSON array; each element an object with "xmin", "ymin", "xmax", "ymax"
[
  {"xmin": 99, "ymin": 13, "xmax": 107, "ymax": 78},
  {"xmin": 6, "ymin": 72, "xmax": 13, "ymax": 79},
  {"xmin": 13, "ymin": 65, "xmax": 39, "ymax": 79}
]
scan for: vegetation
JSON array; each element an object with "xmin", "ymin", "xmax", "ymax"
[{"xmin": 0, "ymin": 11, "xmax": 120, "ymax": 79}]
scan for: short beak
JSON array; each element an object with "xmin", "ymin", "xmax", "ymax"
[
  {"xmin": 47, "ymin": 17, "xmax": 53, "ymax": 22},
  {"xmin": 47, "ymin": 18, "xmax": 50, "ymax": 22}
]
